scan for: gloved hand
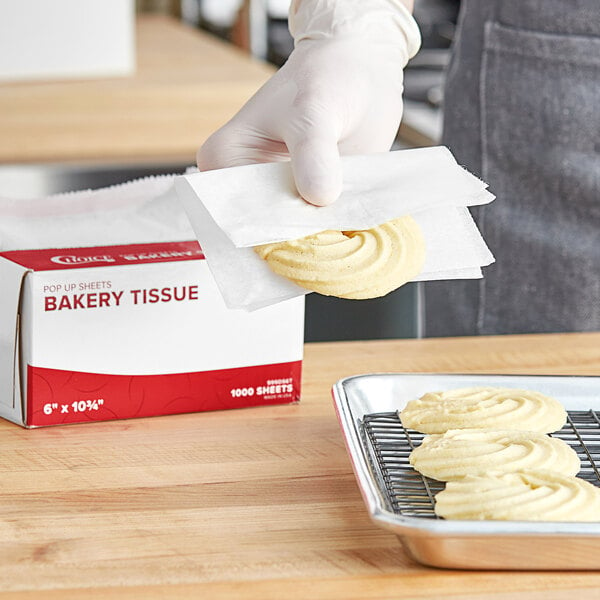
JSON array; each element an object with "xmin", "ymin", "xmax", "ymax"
[{"xmin": 197, "ymin": 0, "xmax": 421, "ymax": 206}]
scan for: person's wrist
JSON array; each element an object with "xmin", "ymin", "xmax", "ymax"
[{"xmin": 289, "ymin": 0, "xmax": 421, "ymax": 66}]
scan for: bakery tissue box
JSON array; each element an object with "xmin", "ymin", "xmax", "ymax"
[{"xmin": 0, "ymin": 177, "xmax": 303, "ymax": 427}]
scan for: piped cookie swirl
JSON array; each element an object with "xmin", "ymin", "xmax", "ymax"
[
  {"xmin": 409, "ymin": 429, "xmax": 580, "ymax": 481},
  {"xmin": 400, "ymin": 387, "xmax": 567, "ymax": 434},
  {"xmin": 434, "ymin": 470, "xmax": 600, "ymax": 521},
  {"xmin": 254, "ymin": 216, "xmax": 425, "ymax": 299}
]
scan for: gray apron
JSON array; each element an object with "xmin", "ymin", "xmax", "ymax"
[{"xmin": 424, "ymin": 0, "xmax": 600, "ymax": 336}]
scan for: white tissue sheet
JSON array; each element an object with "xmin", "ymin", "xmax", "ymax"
[
  {"xmin": 0, "ymin": 175, "xmax": 194, "ymax": 251},
  {"xmin": 179, "ymin": 146, "xmax": 493, "ymax": 247},
  {"xmin": 175, "ymin": 146, "xmax": 495, "ymax": 311}
]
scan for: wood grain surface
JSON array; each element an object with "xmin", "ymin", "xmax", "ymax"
[
  {"xmin": 0, "ymin": 15, "xmax": 274, "ymax": 164},
  {"xmin": 1, "ymin": 332, "xmax": 600, "ymax": 599}
]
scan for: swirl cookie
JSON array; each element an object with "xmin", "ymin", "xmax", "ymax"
[
  {"xmin": 434, "ymin": 470, "xmax": 600, "ymax": 521},
  {"xmin": 254, "ymin": 216, "xmax": 425, "ymax": 299},
  {"xmin": 409, "ymin": 429, "xmax": 580, "ymax": 481},
  {"xmin": 399, "ymin": 387, "xmax": 567, "ymax": 434}
]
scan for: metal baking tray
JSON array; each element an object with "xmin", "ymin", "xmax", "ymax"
[{"xmin": 332, "ymin": 373, "xmax": 600, "ymax": 570}]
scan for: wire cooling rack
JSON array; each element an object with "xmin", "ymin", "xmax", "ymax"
[{"xmin": 361, "ymin": 410, "xmax": 600, "ymax": 519}]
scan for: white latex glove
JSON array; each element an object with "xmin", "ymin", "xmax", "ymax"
[{"xmin": 197, "ymin": 0, "xmax": 421, "ymax": 206}]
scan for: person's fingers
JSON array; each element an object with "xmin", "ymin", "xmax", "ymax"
[
  {"xmin": 196, "ymin": 127, "xmax": 236, "ymax": 171},
  {"xmin": 197, "ymin": 122, "xmax": 290, "ymax": 171},
  {"xmin": 286, "ymin": 126, "xmax": 342, "ymax": 207}
]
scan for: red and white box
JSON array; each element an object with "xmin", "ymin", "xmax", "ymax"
[{"xmin": 0, "ymin": 240, "xmax": 304, "ymax": 427}]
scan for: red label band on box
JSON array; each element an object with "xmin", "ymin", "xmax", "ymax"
[
  {"xmin": 0, "ymin": 241, "xmax": 204, "ymax": 272},
  {"xmin": 27, "ymin": 361, "xmax": 302, "ymax": 427},
  {"xmin": 0, "ymin": 240, "xmax": 304, "ymax": 428}
]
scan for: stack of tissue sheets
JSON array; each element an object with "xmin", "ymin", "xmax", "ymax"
[{"xmin": 175, "ymin": 146, "xmax": 495, "ymax": 311}]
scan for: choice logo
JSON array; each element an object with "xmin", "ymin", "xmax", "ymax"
[{"xmin": 50, "ymin": 254, "xmax": 116, "ymax": 265}]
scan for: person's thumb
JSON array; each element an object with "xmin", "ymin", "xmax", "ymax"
[{"xmin": 286, "ymin": 127, "xmax": 343, "ymax": 207}]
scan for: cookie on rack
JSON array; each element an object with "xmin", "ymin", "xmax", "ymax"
[
  {"xmin": 409, "ymin": 428, "xmax": 580, "ymax": 481},
  {"xmin": 399, "ymin": 386, "xmax": 567, "ymax": 434},
  {"xmin": 254, "ymin": 215, "xmax": 425, "ymax": 299},
  {"xmin": 434, "ymin": 469, "xmax": 600, "ymax": 521}
]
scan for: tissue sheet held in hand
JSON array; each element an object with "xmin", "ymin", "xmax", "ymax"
[
  {"xmin": 254, "ymin": 216, "xmax": 426, "ymax": 299},
  {"xmin": 175, "ymin": 146, "xmax": 496, "ymax": 310}
]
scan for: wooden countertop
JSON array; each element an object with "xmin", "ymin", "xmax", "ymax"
[
  {"xmin": 2, "ymin": 332, "xmax": 600, "ymax": 599},
  {"xmin": 0, "ymin": 15, "xmax": 274, "ymax": 165}
]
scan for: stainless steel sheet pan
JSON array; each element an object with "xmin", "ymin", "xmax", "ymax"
[{"xmin": 332, "ymin": 373, "xmax": 600, "ymax": 570}]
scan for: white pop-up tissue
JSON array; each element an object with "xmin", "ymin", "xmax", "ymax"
[
  {"xmin": 175, "ymin": 146, "xmax": 495, "ymax": 311},
  {"xmin": 0, "ymin": 174, "xmax": 305, "ymax": 428},
  {"xmin": 0, "ymin": 175, "xmax": 194, "ymax": 250}
]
